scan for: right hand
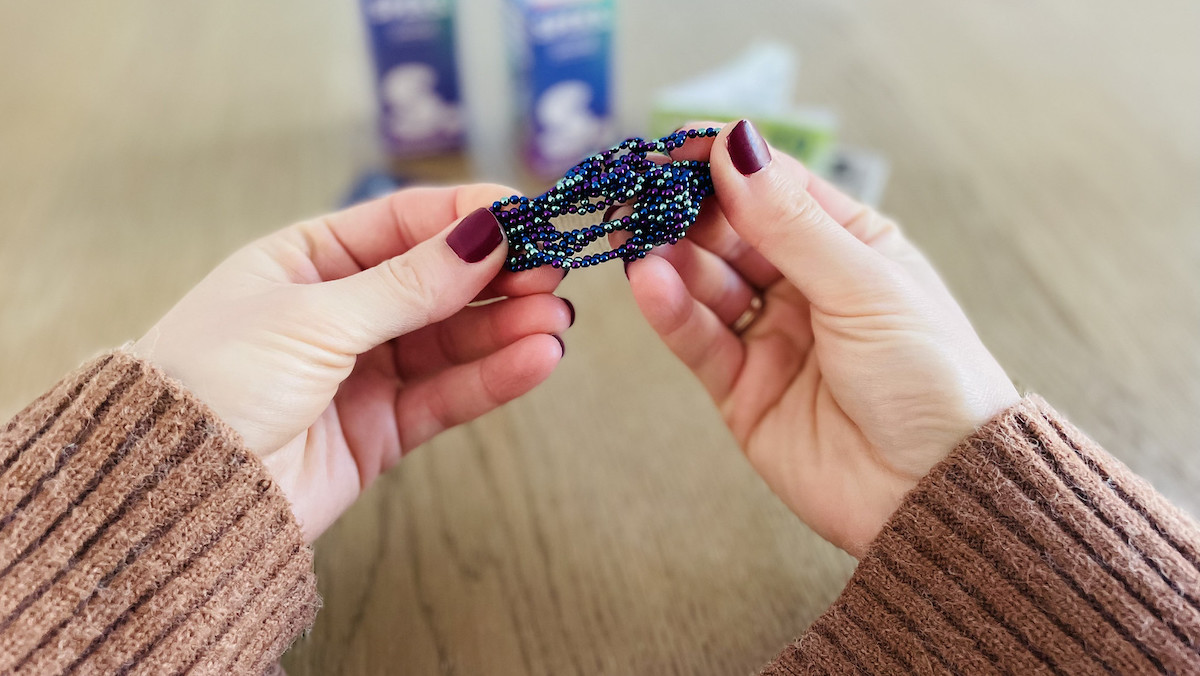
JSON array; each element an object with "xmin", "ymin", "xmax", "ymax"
[{"xmin": 624, "ymin": 120, "xmax": 1020, "ymax": 557}]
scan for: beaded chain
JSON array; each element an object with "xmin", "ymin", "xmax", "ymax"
[{"xmin": 491, "ymin": 127, "xmax": 721, "ymax": 271}]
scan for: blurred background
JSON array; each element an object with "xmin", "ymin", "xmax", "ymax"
[{"xmin": 1, "ymin": 1, "xmax": 1197, "ymax": 673}]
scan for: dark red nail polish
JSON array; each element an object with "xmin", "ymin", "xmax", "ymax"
[
  {"xmin": 727, "ymin": 119, "xmax": 771, "ymax": 176},
  {"xmin": 603, "ymin": 205, "xmax": 621, "ymax": 222},
  {"xmin": 447, "ymin": 208, "xmax": 504, "ymax": 263},
  {"xmin": 553, "ymin": 334, "xmax": 565, "ymax": 356},
  {"xmin": 562, "ymin": 298, "xmax": 576, "ymax": 327}
]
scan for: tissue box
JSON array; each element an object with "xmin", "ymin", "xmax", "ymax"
[
  {"xmin": 649, "ymin": 44, "xmax": 838, "ymax": 172},
  {"xmin": 506, "ymin": 0, "xmax": 615, "ymax": 177},
  {"xmin": 650, "ymin": 108, "xmax": 839, "ymax": 173},
  {"xmin": 360, "ymin": 0, "xmax": 465, "ymax": 157}
]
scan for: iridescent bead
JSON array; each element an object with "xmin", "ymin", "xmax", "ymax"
[{"xmin": 492, "ymin": 128, "xmax": 721, "ymax": 271}]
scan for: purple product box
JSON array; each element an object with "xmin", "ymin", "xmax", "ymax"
[
  {"xmin": 506, "ymin": 0, "xmax": 615, "ymax": 177},
  {"xmin": 360, "ymin": 0, "xmax": 465, "ymax": 157}
]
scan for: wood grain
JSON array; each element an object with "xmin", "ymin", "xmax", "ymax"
[{"xmin": 0, "ymin": 1, "xmax": 1196, "ymax": 673}]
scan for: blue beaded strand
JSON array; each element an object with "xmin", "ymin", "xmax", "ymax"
[{"xmin": 491, "ymin": 128, "xmax": 721, "ymax": 271}]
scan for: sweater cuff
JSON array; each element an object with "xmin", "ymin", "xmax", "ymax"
[
  {"xmin": 763, "ymin": 396, "xmax": 1200, "ymax": 675},
  {"xmin": 0, "ymin": 351, "xmax": 320, "ymax": 675}
]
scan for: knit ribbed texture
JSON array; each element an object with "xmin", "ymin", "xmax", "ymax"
[
  {"xmin": 6, "ymin": 359, "xmax": 1199, "ymax": 674},
  {"xmin": 0, "ymin": 352, "xmax": 319, "ymax": 675},
  {"xmin": 763, "ymin": 396, "xmax": 1200, "ymax": 675}
]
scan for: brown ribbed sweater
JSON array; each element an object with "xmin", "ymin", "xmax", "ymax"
[
  {"xmin": 765, "ymin": 397, "xmax": 1200, "ymax": 675},
  {"xmin": 0, "ymin": 353, "xmax": 318, "ymax": 675},
  {"xmin": 1, "ymin": 353, "xmax": 1198, "ymax": 674}
]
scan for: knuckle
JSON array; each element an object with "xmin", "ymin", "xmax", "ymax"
[
  {"xmin": 768, "ymin": 168, "xmax": 819, "ymax": 217},
  {"xmin": 381, "ymin": 256, "xmax": 436, "ymax": 320},
  {"xmin": 661, "ymin": 292, "xmax": 697, "ymax": 339},
  {"xmin": 876, "ymin": 213, "xmax": 901, "ymax": 236},
  {"xmin": 876, "ymin": 257, "xmax": 914, "ymax": 291},
  {"xmin": 789, "ymin": 192, "xmax": 829, "ymax": 229},
  {"xmin": 767, "ymin": 179, "xmax": 827, "ymax": 240},
  {"xmin": 847, "ymin": 207, "xmax": 903, "ymax": 246}
]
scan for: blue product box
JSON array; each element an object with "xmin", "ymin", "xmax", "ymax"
[
  {"xmin": 360, "ymin": 0, "xmax": 465, "ymax": 157},
  {"xmin": 506, "ymin": 0, "xmax": 615, "ymax": 177}
]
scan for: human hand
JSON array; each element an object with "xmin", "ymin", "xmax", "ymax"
[
  {"xmin": 624, "ymin": 121, "xmax": 1020, "ymax": 557},
  {"xmin": 131, "ymin": 185, "xmax": 572, "ymax": 542}
]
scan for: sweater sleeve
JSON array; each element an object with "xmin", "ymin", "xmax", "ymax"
[
  {"xmin": 0, "ymin": 351, "xmax": 320, "ymax": 675},
  {"xmin": 763, "ymin": 396, "xmax": 1200, "ymax": 675}
]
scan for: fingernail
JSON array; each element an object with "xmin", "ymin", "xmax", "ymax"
[
  {"xmin": 553, "ymin": 334, "xmax": 565, "ymax": 357},
  {"xmin": 603, "ymin": 205, "xmax": 621, "ymax": 222},
  {"xmin": 728, "ymin": 119, "xmax": 771, "ymax": 176},
  {"xmin": 447, "ymin": 208, "xmax": 504, "ymax": 263},
  {"xmin": 562, "ymin": 298, "xmax": 576, "ymax": 327}
]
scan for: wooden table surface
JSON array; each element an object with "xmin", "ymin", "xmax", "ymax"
[{"xmin": 2, "ymin": 2, "xmax": 1197, "ymax": 674}]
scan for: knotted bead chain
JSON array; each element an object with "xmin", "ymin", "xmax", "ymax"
[{"xmin": 491, "ymin": 128, "xmax": 721, "ymax": 271}]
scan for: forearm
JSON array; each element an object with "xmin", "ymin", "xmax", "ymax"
[
  {"xmin": 0, "ymin": 352, "xmax": 319, "ymax": 675},
  {"xmin": 764, "ymin": 396, "xmax": 1200, "ymax": 675}
]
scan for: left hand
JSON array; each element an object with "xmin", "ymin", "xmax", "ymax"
[{"xmin": 132, "ymin": 185, "xmax": 572, "ymax": 541}]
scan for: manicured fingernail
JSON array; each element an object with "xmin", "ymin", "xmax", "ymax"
[
  {"xmin": 447, "ymin": 208, "xmax": 504, "ymax": 263},
  {"xmin": 727, "ymin": 119, "xmax": 771, "ymax": 176},
  {"xmin": 603, "ymin": 205, "xmax": 621, "ymax": 222},
  {"xmin": 553, "ymin": 334, "xmax": 565, "ymax": 356},
  {"xmin": 562, "ymin": 298, "xmax": 576, "ymax": 327}
]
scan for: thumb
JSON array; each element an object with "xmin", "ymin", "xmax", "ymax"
[
  {"xmin": 304, "ymin": 207, "xmax": 507, "ymax": 353},
  {"xmin": 710, "ymin": 119, "xmax": 901, "ymax": 311}
]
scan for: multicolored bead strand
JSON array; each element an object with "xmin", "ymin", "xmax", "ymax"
[{"xmin": 491, "ymin": 127, "xmax": 721, "ymax": 271}]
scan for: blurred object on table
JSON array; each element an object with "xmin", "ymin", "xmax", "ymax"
[
  {"xmin": 506, "ymin": 0, "xmax": 616, "ymax": 178},
  {"xmin": 340, "ymin": 170, "xmax": 407, "ymax": 208},
  {"xmin": 651, "ymin": 43, "xmax": 840, "ymax": 177},
  {"xmin": 359, "ymin": 0, "xmax": 466, "ymax": 161},
  {"xmin": 825, "ymin": 147, "xmax": 890, "ymax": 207}
]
